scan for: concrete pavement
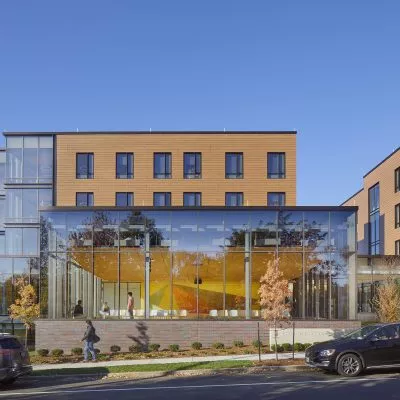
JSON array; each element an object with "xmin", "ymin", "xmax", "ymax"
[{"xmin": 33, "ymin": 352, "xmax": 306, "ymax": 371}]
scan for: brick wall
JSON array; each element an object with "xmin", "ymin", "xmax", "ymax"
[{"xmin": 35, "ymin": 319, "xmax": 361, "ymax": 353}]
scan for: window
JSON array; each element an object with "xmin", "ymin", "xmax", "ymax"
[
  {"xmin": 396, "ymin": 203, "xmax": 400, "ymax": 229},
  {"xmin": 76, "ymin": 192, "xmax": 94, "ymax": 207},
  {"xmin": 267, "ymin": 192, "xmax": 286, "ymax": 206},
  {"xmin": 225, "ymin": 192, "xmax": 243, "ymax": 206},
  {"xmin": 76, "ymin": 153, "xmax": 94, "ymax": 179},
  {"xmin": 5, "ymin": 227, "xmax": 38, "ymax": 255},
  {"xmin": 183, "ymin": 192, "xmax": 201, "ymax": 206},
  {"xmin": 267, "ymin": 153, "xmax": 285, "ymax": 179},
  {"xmin": 184, "ymin": 153, "xmax": 201, "ymax": 179},
  {"xmin": 154, "ymin": 153, "xmax": 172, "ymax": 179},
  {"xmin": 116, "ymin": 153, "xmax": 133, "ymax": 179},
  {"xmin": 369, "ymin": 184, "xmax": 380, "ymax": 255},
  {"xmin": 154, "ymin": 192, "xmax": 171, "ymax": 206},
  {"xmin": 395, "ymin": 240, "xmax": 400, "ymax": 256},
  {"xmin": 116, "ymin": 192, "xmax": 133, "ymax": 206},
  {"xmin": 396, "ymin": 167, "xmax": 400, "ymax": 193},
  {"xmin": 225, "ymin": 153, "xmax": 243, "ymax": 179}
]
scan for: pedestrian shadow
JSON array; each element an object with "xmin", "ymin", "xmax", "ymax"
[{"xmin": 127, "ymin": 321, "xmax": 150, "ymax": 352}]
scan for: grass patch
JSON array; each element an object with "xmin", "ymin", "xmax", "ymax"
[{"xmin": 33, "ymin": 360, "xmax": 254, "ymax": 376}]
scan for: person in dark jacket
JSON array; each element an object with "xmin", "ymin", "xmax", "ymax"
[
  {"xmin": 73, "ymin": 300, "xmax": 83, "ymax": 318},
  {"xmin": 81, "ymin": 320, "xmax": 96, "ymax": 362}
]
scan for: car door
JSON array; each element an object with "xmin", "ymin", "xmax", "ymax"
[{"xmin": 363, "ymin": 326, "xmax": 400, "ymax": 367}]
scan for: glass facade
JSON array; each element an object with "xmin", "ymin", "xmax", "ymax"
[
  {"xmin": 368, "ymin": 184, "xmax": 380, "ymax": 255},
  {"xmin": 40, "ymin": 208, "xmax": 356, "ymax": 320}
]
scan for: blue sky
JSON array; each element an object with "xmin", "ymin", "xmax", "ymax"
[{"xmin": 0, "ymin": 1, "xmax": 399, "ymax": 205}]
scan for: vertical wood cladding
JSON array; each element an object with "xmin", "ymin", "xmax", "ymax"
[
  {"xmin": 56, "ymin": 133, "xmax": 296, "ymax": 207},
  {"xmin": 343, "ymin": 149, "xmax": 400, "ymax": 255}
]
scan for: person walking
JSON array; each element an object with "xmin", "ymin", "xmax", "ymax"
[
  {"xmin": 81, "ymin": 320, "xmax": 97, "ymax": 362},
  {"xmin": 127, "ymin": 292, "xmax": 134, "ymax": 318}
]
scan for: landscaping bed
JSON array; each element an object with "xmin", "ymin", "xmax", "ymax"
[{"xmin": 31, "ymin": 341, "xmax": 310, "ymax": 365}]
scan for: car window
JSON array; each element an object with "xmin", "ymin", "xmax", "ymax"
[
  {"xmin": 375, "ymin": 326, "xmax": 399, "ymax": 340},
  {"xmin": 0, "ymin": 338, "xmax": 22, "ymax": 349}
]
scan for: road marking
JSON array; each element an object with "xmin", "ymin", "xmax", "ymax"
[{"xmin": 2, "ymin": 377, "xmax": 398, "ymax": 396}]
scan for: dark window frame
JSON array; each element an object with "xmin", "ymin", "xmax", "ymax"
[
  {"xmin": 183, "ymin": 192, "xmax": 202, "ymax": 206},
  {"xmin": 225, "ymin": 152, "xmax": 243, "ymax": 179},
  {"xmin": 115, "ymin": 192, "xmax": 133, "ymax": 207},
  {"xmin": 396, "ymin": 203, "xmax": 400, "ymax": 229},
  {"xmin": 76, "ymin": 192, "xmax": 94, "ymax": 207},
  {"xmin": 396, "ymin": 167, "xmax": 400, "ymax": 193},
  {"xmin": 153, "ymin": 192, "xmax": 172, "ymax": 207},
  {"xmin": 183, "ymin": 152, "xmax": 202, "ymax": 179},
  {"xmin": 76, "ymin": 153, "xmax": 94, "ymax": 179},
  {"xmin": 395, "ymin": 240, "xmax": 400, "ymax": 256},
  {"xmin": 368, "ymin": 183, "xmax": 380, "ymax": 255},
  {"xmin": 225, "ymin": 192, "xmax": 244, "ymax": 207},
  {"xmin": 154, "ymin": 153, "xmax": 172, "ymax": 179},
  {"xmin": 267, "ymin": 192, "xmax": 286, "ymax": 206},
  {"xmin": 267, "ymin": 152, "xmax": 286, "ymax": 179},
  {"xmin": 116, "ymin": 153, "xmax": 134, "ymax": 179}
]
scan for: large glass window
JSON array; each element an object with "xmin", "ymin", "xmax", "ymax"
[
  {"xmin": 267, "ymin": 192, "xmax": 286, "ymax": 206},
  {"xmin": 225, "ymin": 153, "xmax": 243, "ymax": 179},
  {"xmin": 6, "ymin": 228, "xmax": 37, "ymax": 255},
  {"xmin": 22, "ymin": 188, "xmax": 38, "ymax": 221},
  {"xmin": 39, "ymin": 189, "xmax": 53, "ymax": 208},
  {"xmin": 76, "ymin": 153, "xmax": 94, "ymax": 179},
  {"xmin": 116, "ymin": 192, "xmax": 133, "ymax": 207},
  {"xmin": 76, "ymin": 193, "xmax": 94, "ymax": 207},
  {"xmin": 183, "ymin": 153, "xmax": 201, "ymax": 179},
  {"xmin": 369, "ymin": 184, "xmax": 380, "ymax": 255},
  {"xmin": 38, "ymin": 137, "xmax": 53, "ymax": 182},
  {"xmin": 0, "ymin": 151, "xmax": 5, "ymax": 192},
  {"xmin": 116, "ymin": 153, "xmax": 133, "ymax": 179},
  {"xmin": 395, "ymin": 167, "xmax": 400, "ymax": 193},
  {"xmin": 183, "ymin": 192, "xmax": 201, "ymax": 207},
  {"xmin": 225, "ymin": 192, "xmax": 243, "ymax": 207},
  {"xmin": 267, "ymin": 152, "xmax": 285, "ymax": 179},
  {"xmin": 23, "ymin": 137, "xmax": 38, "ymax": 183},
  {"xmin": 6, "ymin": 137, "xmax": 23, "ymax": 183},
  {"xmin": 154, "ymin": 153, "xmax": 172, "ymax": 179},
  {"xmin": 154, "ymin": 192, "xmax": 171, "ymax": 207},
  {"xmin": 396, "ymin": 203, "xmax": 400, "ymax": 229}
]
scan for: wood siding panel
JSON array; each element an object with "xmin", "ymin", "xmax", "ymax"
[
  {"xmin": 56, "ymin": 133, "xmax": 296, "ymax": 207},
  {"xmin": 343, "ymin": 150, "xmax": 400, "ymax": 255}
]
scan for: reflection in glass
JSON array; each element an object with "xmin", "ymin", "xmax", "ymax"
[
  {"xmin": 304, "ymin": 211, "xmax": 329, "ymax": 252},
  {"xmin": 6, "ymin": 137, "xmax": 23, "ymax": 182},
  {"xmin": 150, "ymin": 251, "xmax": 172, "ymax": 317},
  {"xmin": 251, "ymin": 211, "xmax": 277, "ymax": 251},
  {"xmin": 38, "ymin": 137, "xmax": 53, "ymax": 182},
  {"xmin": 23, "ymin": 137, "xmax": 38, "ymax": 183},
  {"xmin": 278, "ymin": 211, "xmax": 303, "ymax": 250},
  {"xmin": 94, "ymin": 253, "xmax": 117, "ymax": 317},
  {"xmin": 93, "ymin": 211, "xmax": 118, "ymax": 250},
  {"xmin": 225, "ymin": 252, "xmax": 245, "ymax": 317}
]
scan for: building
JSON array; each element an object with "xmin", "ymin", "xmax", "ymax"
[
  {"xmin": 342, "ymin": 147, "xmax": 400, "ymax": 319},
  {"xmin": 0, "ymin": 131, "xmax": 360, "ymax": 350}
]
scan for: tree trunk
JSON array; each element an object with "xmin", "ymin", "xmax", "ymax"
[
  {"xmin": 25, "ymin": 326, "xmax": 28, "ymax": 349},
  {"xmin": 274, "ymin": 319, "xmax": 278, "ymax": 361}
]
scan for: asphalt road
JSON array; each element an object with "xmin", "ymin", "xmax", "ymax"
[{"xmin": 2, "ymin": 370, "xmax": 400, "ymax": 399}]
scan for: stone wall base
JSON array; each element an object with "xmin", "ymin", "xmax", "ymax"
[{"xmin": 35, "ymin": 319, "xmax": 361, "ymax": 353}]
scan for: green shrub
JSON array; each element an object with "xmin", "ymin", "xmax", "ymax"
[
  {"xmin": 252, "ymin": 340, "xmax": 262, "ymax": 348},
  {"xmin": 191, "ymin": 342, "xmax": 202, "ymax": 350},
  {"xmin": 281, "ymin": 343, "xmax": 292, "ymax": 352},
  {"xmin": 270, "ymin": 344, "xmax": 284, "ymax": 353},
  {"xmin": 233, "ymin": 340, "xmax": 244, "ymax": 348},
  {"xmin": 110, "ymin": 345, "xmax": 121, "ymax": 353},
  {"xmin": 303, "ymin": 343, "xmax": 312, "ymax": 349},
  {"xmin": 149, "ymin": 343, "xmax": 161, "ymax": 352},
  {"xmin": 129, "ymin": 344, "xmax": 142, "ymax": 353},
  {"xmin": 212, "ymin": 342, "xmax": 225, "ymax": 350},
  {"xmin": 169, "ymin": 344, "xmax": 180, "ymax": 352},
  {"xmin": 71, "ymin": 347, "xmax": 83, "ymax": 355},
  {"xmin": 51, "ymin": 348, "xmax": 64, "ymax": 357},
  {"xmin": 294, "ymin": 342, "xmax": 304, "ymax": 352},
  {"xmin": 37, "ymin": 349, "xmax": 49, "ymax": 357}
]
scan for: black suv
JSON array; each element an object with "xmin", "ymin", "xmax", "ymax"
[
  {"xmin": 0, "ymin": 334, "xmax": 32, "ymax": 385},
  {"xmin": 305, "ymin": 323, "xmax": 400, "ymax": 377}
]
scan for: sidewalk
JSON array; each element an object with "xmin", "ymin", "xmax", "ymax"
[{"xmin": 33, "ymin": 352, "xmax": 305, "ymax": 371}]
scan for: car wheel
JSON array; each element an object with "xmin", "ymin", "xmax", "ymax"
[{"xmin": 337, "ymin": 354, "xmax": 362, "ymax": 377}]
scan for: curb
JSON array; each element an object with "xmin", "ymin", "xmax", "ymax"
[{"xmin": 30, "ymin": 365, "xmax": 313, "ymax": 379}]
